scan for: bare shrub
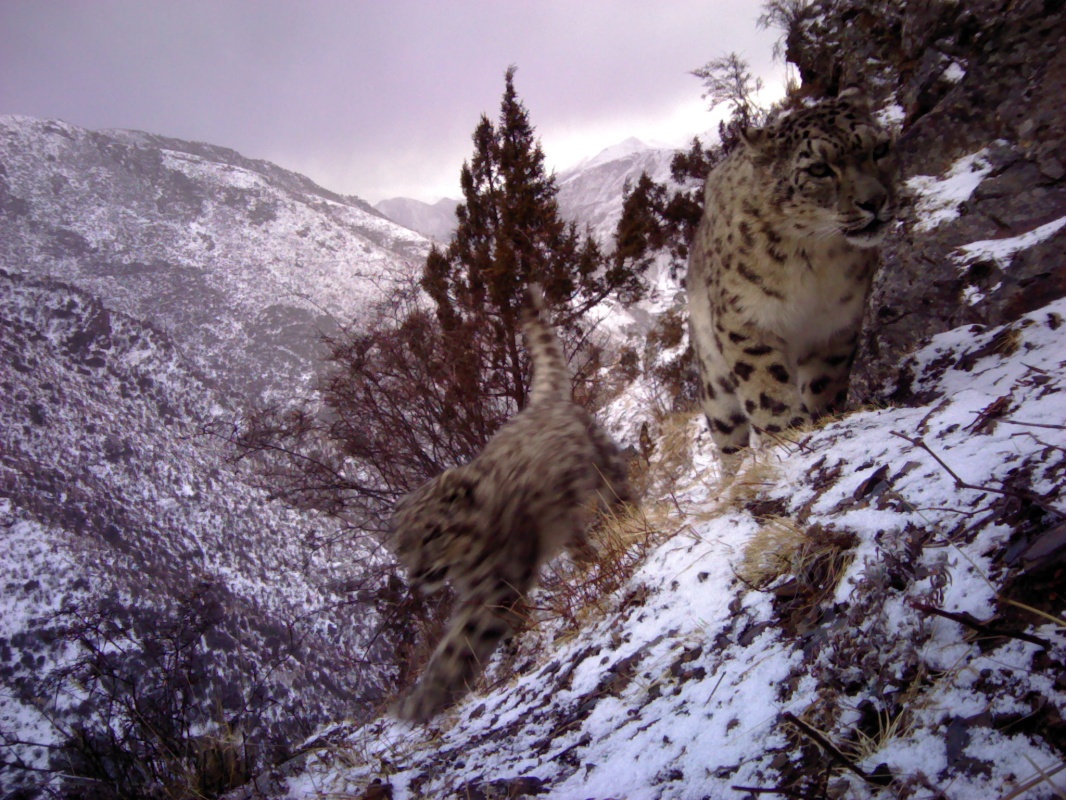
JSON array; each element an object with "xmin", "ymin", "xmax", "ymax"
[{"xmin": 2, "ymin": 584, "xmax": 263, "ymax": 800}]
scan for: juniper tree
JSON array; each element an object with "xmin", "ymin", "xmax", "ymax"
[{"xmin": 423, "ymin": 65, "xmax": 644, "ymax": 415}]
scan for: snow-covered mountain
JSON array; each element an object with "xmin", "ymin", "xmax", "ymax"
[
  {"xmin": 0, "ymin": 116, "xmax": 430, "ymax": 797},
  {"xmin": 224, "ymin": 1, "xmax": 1065, "ymax": 797},
  {"xmin": 0, "ymin": 115, "xmax": 430, "ymax": 400},
  {"xmin": 0, "ymin": 270, "xmax": 391, "ymax": 790},
  {"xmin": 556, "ymin": 136, "xmax": 680, "ymax": 244},
  {"xmin": 373, "ymin": 136, "xmax": 686, "ymax": 249},
  {"xmin": 374, "ymin": 196, "xmax": 459, "ymax": 242}
]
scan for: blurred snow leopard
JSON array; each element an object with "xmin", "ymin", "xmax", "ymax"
[{"xmin": 388, "ymin": 284, "xmax": 634, "ymax": 722}]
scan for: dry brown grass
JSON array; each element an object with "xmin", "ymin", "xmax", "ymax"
[
  {"xmin": 739, "ymin": 519, "xmax": 857, "ymax": 597},
  {"xmin": 734, "ymin": 515, "xmax": 809, "ymax": 588},
  {"xmin": 628, "ymin": 409, "xmax": 701, "ymax": 498},
  {"xmin": 538, "ymin": 501, "xmax": 682, "ymax": 633},
  {"xmin": 718, "ymin": 455, "xmax": 783, "ymax": 509}
]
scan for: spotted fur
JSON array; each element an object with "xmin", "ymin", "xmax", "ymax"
[
  {"xmin": 686, "ymin": 88, "xmax": 897, "ymax": 469},
  {"xmin": 389, "ymin": 285, "xmax": 633, "ymax": 722}
]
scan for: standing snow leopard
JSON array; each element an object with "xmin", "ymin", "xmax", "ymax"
[
  {"xmin": 388, "ymin": 285, "xmax": 633, "ymax": 722},
  {"xmin": 687, "ymin": 88, "xmax": 897, "ymax": 468}
]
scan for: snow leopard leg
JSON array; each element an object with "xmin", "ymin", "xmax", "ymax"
[
  {"xmin": 714, "ymin": 324, "xmax": 810, "ymax": 444},
  {"xmin": 393, "ymin": 580, "xmax": 525, "ymax": 723},
  {"xmin": 796, "ymin": 329, "xmax": 859, "ymax": 419},
  {"xmin": 693, "ymin": 333, "xmax": 751, "ymax": 473}
]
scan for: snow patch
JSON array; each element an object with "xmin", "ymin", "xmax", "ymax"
[
  {"xmin": 954, "ymin": 214, "xmax": 1066, "ymax": 269},
  {"xmin": 906, "ymin": 147, "xmax": 996, "ymax": 232},
  {"xmin": 942, "ymin": 61, "xmax": 966, "ymax": 83}
]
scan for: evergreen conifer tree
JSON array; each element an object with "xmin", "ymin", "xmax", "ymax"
[
  {"xmin": 228, "ymin": 67, "xmax": 651, "ymax": 526},
  {"xmin": 423, "ymin": 66, "xmax": 643, "ymax": 415}
]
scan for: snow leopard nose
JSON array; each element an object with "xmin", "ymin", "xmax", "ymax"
[
  {"xmin": 855, "ymin": 186, "xmax": 888, "ymax": 217},
  {"xmin": 850, "ymin": 170, "xmax": 890, "ymax": 219}
]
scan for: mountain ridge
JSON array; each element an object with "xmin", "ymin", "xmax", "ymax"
[
  {"xmin": 373, "ymin": 196, "xmax": 459, "ymax": 242},
  {"xmin": 0, "ymin": 114, "xmax": 430, "ymax": 400},
  {"xmin": 372, "ymin": 136, "xmax": 690, "ymax": 246}
]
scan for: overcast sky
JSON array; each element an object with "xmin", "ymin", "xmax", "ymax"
[{"xmin": 1, "ymin": 1, "xmax": 785, "ymax": 203}]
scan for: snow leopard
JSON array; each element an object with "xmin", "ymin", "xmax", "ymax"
[
  {"xmin": 686, "ymin": 87, "xmax": 897, "ymax": 469},
  {"xmin": 388, "ymin": 285, "xmax": 633, "ymax": 722}
]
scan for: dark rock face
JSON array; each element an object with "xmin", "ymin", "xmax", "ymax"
[{"xmin": 787, "ymin": 0, "xmax": 1066, "ymax": 398}]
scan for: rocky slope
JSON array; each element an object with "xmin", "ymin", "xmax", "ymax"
[
  {"xmin": 0, "ymin": 118, "xmax": 429, "ymax": 797},
  {"xmin": 783, "ymin": 0, "xmax": 1066, "ymax": 400},
  {"xmin": 229, "ymin": 296, "xmax": 1066, "ymax": 800}
]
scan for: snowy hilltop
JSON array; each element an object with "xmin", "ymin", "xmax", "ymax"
[
  {"xmin": 0, "ymin": 115, "xmax": 429, "ymax": 400},
  {"xmin": 554, "ymin": 137, "xmax": 679, "ymax": 246},
  {"xmin": 373, "ymin": 136, "xmax": 679, "ymax": 248},
  {"xmin": 374, "ymin": 196, "xmax": 461, "ymax": 242}
]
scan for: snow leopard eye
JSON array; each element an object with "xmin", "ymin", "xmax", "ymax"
[
  {"xmin": 806, "ymin": 162, "xmax": 833, "ymax": 178},
  {"xmin": 872, "ymin": 141, "xmax": 891, "ymax": 160}
]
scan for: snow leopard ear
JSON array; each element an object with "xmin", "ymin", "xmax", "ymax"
[
  {"xmin": 740, "ymin": 121, "xmax": 779, "ymax": 163},
  {"xmin": 739, "ymin": 124, "xmax": 763, "ymax": 149}
]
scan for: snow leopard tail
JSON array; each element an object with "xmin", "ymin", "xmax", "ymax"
[{"xmin": 522, "ymin": 284, "xmax": 571, "ymax": 407}]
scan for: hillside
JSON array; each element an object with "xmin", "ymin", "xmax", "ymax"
[
  {"xmin": 0, "ymin": 118, "xmax": 430, "ymax": 798},
  {"xmin": 0, "ymin": 116, "xmax": 429, "ymax": 400},
  {"xmin": 0, "ymin": 269, "xmax": 400, "ymax": 797},
  {"xmin": 234, "ymin": 297, "xmax": 1066, "ymax": 799},
  {"xmin": 3, "ymin": 0, "xmax": 1065, "ymax": 796}
]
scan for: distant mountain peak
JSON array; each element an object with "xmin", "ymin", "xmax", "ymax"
[
  {"xmin": 374, "ymin": 196, "xmax": 460, "ymax": 241},
  {"xmin": 554, "ymin": 136, "xmax": 682, "ymax": 248},
  {"xmin": 568, "ymin": 136, "xmax": 677, "ymax": 173}
]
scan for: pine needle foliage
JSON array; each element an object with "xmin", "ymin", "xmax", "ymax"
[{"xmin": 423, "ymin": 65, "xmax": 646, "ymax": 415}]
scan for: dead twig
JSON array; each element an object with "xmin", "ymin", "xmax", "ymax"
[
  {"xmin": 781, "ymin": 712, "xmax": 892, "ymax": 786},
  {"xmin": 889, "ymin": 432, "xmax": 1065, "ymax": 518},
  {"xmin": 731, "ymin": 786, "xmax": 809, "ymax": 798},
  {"xmin": 999, "ymin": 758, "xmax": 1066, "ymax": 800},
  {"xmin": 910, "ymin": 601, "xmax": 1052, "ymax": 650},
  {"xmin": 1002, "ymin": 418, "xmax": 1066, "ymax": 431},
  {"xmin": 965, "ymin": 396, "xmax": 1011, "ymax": 434}
]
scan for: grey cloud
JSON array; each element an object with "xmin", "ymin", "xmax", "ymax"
[{"xmin": 1, "ymin": 0, "xmax": 781, "ymax": 201}]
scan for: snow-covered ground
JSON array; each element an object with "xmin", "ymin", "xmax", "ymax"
[
  {"xmin": 906, "ymin": 146, "xmax": 996, "ymax": 233},
  {"xmin": 237, "ymin": 290, "xmax": 1065, "ymax": 798}
]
